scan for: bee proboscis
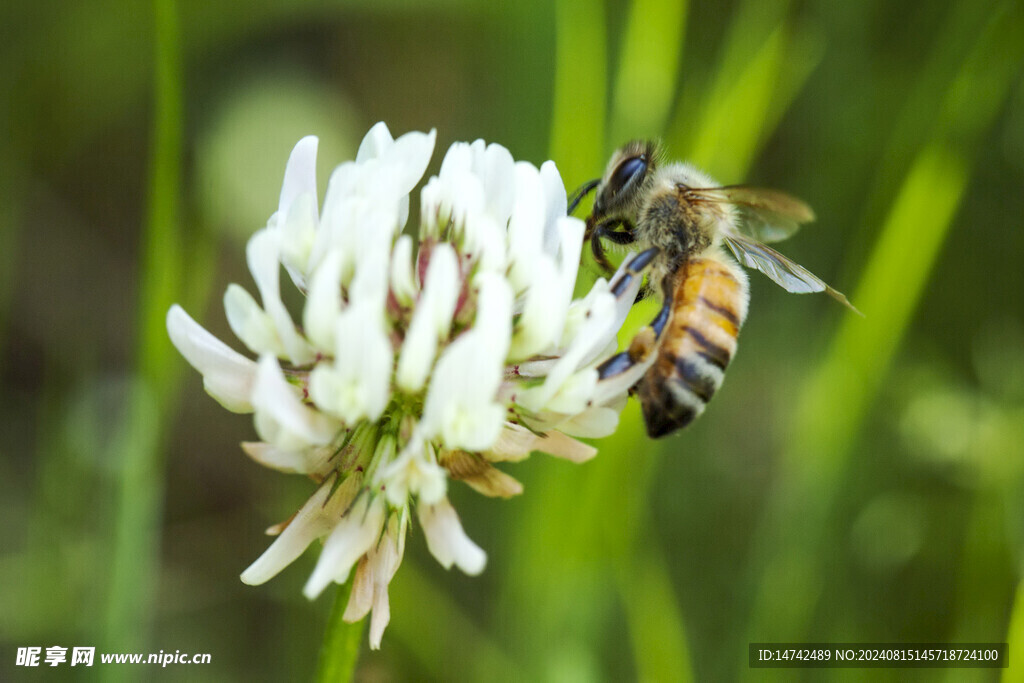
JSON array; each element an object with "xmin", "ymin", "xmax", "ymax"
[{"xmin": 570, "ymin": 141, "xmax": 858, "ymax": 438}]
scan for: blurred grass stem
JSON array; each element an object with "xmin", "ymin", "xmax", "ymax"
[{"xmin": 101, "ymin": 0, "xmax": 183, "ymax": 661}]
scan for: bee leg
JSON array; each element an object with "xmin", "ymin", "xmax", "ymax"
[
  {"xmin": 598, "ymin": 219, "xmax": 637, "ymax": 245},
  {"xmin": 590, "ymin": 230, "xmax": 616, "ymax": 275},
  {"xmin": 568, "ymin": 178, "xmax": 601, "ymax": 214},
  {"xmin": 634, "ymin": 283, "xmax": 653, "ymax": 304},
  {"xmin": 590, "ymin": 218, "xmax": 636, "ymax": 275},
  {"xmin": 598, "ymin": 248, "xmax": 671, "ymax": 381}
]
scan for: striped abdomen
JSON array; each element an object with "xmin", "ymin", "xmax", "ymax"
[{"xmin": 638, "ymin": 256, "xmax": 749, "ymax": 438}]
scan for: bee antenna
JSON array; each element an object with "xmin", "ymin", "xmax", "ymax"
[{"xmin": 567, "ymin": 178, "xmax": 600, "ymax": 215}]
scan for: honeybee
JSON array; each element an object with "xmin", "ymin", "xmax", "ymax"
[{"xmin": 569, "ymin": 141, "xmax": 858, "ymax": 438}]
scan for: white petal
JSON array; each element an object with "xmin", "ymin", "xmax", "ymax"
[
  {"xmin": 224, "ymin": 284, "xmax": 285, "ymax": 356},
  {"xmin": 246, "ymin": 229, "xmax": 314, "ymax": 364},
  {"xmin": 390, "ymin": 235, "xmax": 417, "ymax": 306},
  {"xmin": 506, "ymin": 162, "xmax": 546, "ymax": 290},
  {"xmin": 303, "ymin": 494, "xmax": 386, "ymax": 599},
  {"xmin": 166, "ymin": 305, "xmax": 256, "ymax": 412},
  {"xmin": 278, "ymin": 135, "xmax": 319, "ymax": 219},
  {"xmin": 553, "ymin": 405, "xmax": 620, "ymax": 438},
  {"xmin": 479, "ymin": 142, "xmax": 515, "ymax": 225},
  {"xmin": 344, "ymin": 512, "xmax": 407, "ymax": 650},
  {"xmin": 377, "ymin": 434, "xmax": 447, "ymax": 507},
  {"xmin": 310, "ymin": 303, "xmax": 393, "ymax": 424},
  {"xmin": 420, "ymin": 274, "xmax": 512, "ymax": 451},
  {"xmin": 279, "ymin": 192, "xmax": 319, "ymax": 290},
  {"xmin": 240, "ymin": 473, "xmax": 360, "ymax": 585},
  {"xmin": 540, "ymin": 161, "xmax": 568, "ymax": 257},
  {"xmin": 418, "ymin": 498, "xmax": 486, "ymax": 575},
  {"xmin": 356, "ymin": 122, "xmax": 394, "ymax": 162},
  {"xmin": 389, "ymin": 129, "xmax": 437, "ymax": 196},
  {"xmin": 517, "ymin": 292, "xmax": 616, "ymax": 412},
  {"xmin": 252, "ymin": 355, "xmax": 340, "ymax": 447},
  {"xmin": 240, "ymin": 441, "xmax": 335, "ymax": 476},
  {"xmin": 544, "ymin": 368, "xmax": 599, "ymax": 415},
  {"xmin": 303, "ymin": 249, "xmax": 344, "ymax": 351},
  {"xmin": 396, "ymin": 243, "xmax": 459, "ymax": 392},
  {"xmin": 508, "ymin": 255, "xmax": 561, "ymax": 360},
  {"xmin": 275, "ymin": 136, "xmax": 321, "ymax": 290}
]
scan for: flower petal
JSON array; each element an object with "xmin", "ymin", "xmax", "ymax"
[
  {"xmin": 396, "ymin": 243, "xmax": 459, "ymax": 392},
  {"xmin": 485, "ymin": 422, "xmax": 597, "ymax": 463},
  {"xmin": 439, "ymin": 449, "xmax": 523, "ymax": 498},
  {"xmin": 224, "ymin": 284, "xmax": 285, "ymax": 356},
  {"xmin": 240, "ymin": 441, "xmax": 335, "ymax": 477},
  {"xmin": 252, "ymin": 355, "xmax": 340, "ymax": 448},
  {"xmin": 303, "ymin": 494, "xmax": 386, "ymax": 599},
  {"xmin": 240, "ymin": 472, "xmax": 360, "ymax": 585},
  {"xmin": 418, "ymin": 498, "xmax": 486, "ymax": 575},
  {"xmin": 246, "ymin": 228, "xmax": 314, "ymax": 364},
  {"xmin": 166, "ymin": 305, "xmax": 256, "ymax": 412}
]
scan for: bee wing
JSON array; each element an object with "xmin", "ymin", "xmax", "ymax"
[
  {"xmin": 686, "ymin": 186, "xmax": 814, "ymax": 243},
  {"xmin": 722, "ymin": 233, "xmax": 861, "ymax": 314}
]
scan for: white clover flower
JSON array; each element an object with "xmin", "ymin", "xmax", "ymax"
[{"xmin": 167, "ymin": 122, "xmax": 646, "ymax": 649}]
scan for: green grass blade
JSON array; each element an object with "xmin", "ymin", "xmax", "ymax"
[
  {"xmin": 549, "ymin": 0, "xmax": 608, "ymax": 187},
  {"xmin": 607, "ymin": 0, "xmax": 688, "ymax": 145},
  {"xmin": 747, "ymin": 0, "xmax": 1024, "ymax": 650},
  {"xmin": 102, "ymin": 0, "xmax": 183, "ymax": 659}
]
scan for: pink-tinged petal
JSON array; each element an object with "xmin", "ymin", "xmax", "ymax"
[
  {"xmin": 440, "ymin": 449, "xmax": 523, "ymax": 498},
  {"xmin": 533, "ymin": 430, "xmax": 597, "ymax": 462},
  {"xmin": 418, "ymin": 498, "xmax": 486, "ymax": 575},
  {"xmin": 486, "ymin": 423, "xmax": 597, "ymax": 463},
  {"xmin": 166, "ymin": 305, "xmax": 256, "ymax": 413},
  {"xmin": 240, "ymin": 473, "xmax": 360, "ymax": 585}
]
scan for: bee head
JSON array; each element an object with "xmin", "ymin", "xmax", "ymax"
[{"xmin": 592, "ymin": 140, "xmax": 659, "ymax": 220}]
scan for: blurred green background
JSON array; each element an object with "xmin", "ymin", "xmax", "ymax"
[{"xmin": 2, "ymin": 0, "xmax": 1024, "ymax": 680}]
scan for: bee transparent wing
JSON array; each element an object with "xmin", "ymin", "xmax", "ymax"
[
  {"xmin": 686, "ymin": 186, "xmax": 814, "ymax": 243},
  {"xmin": 722, "ymin": 233, "xmax": 861, "ymax": 313}
]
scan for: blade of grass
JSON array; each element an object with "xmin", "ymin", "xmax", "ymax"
[
  {"xmin": 1004, "ymin": 577, "xmax": 1024, "ymax": 683},
  {"xmin": 746, "ymin": 0, "xmax": 1024, "ymax": 653},
  {"xmin": 607, "ymin": 0, "xmax": 688, "ymax": 145},
  {"xmin": 549, "ymin": 0, "xmax": 608, "ymax": 187},
  {"xmin": 617, "ymin": 532, "xmax": 694, "ymax": 683},
  {"xmin": 102, "ymin": 0, "xmax": 183, "ymax": 659},
  {"xmin": 388, "ymin": 564, "xmax": 525, "ymax": 682}
]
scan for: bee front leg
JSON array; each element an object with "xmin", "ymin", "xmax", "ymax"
[
  {"xmin": 590, "ymin": 232, "xmax": 616, "ymax": 275},
  {"xmin": 590, "ymin": 218, "xmax": 636, "ymax": 275},
  {"xmin": 597, "ymin": 248, "xmax": 671, "ymax": 380}
]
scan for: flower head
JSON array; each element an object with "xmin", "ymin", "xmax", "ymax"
[{"xmin": 168, "ymin": 123, "xmax": 649, "ymax": 648}]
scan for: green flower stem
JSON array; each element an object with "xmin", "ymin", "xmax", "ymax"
[{"xmin": 316, "ymin": 580, "xmax": 365, "ymax": 683}]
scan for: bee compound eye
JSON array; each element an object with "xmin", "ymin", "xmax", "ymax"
[{"xmin": 609, "ymin": 156, "xmax": 647, "ymax": 197}]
